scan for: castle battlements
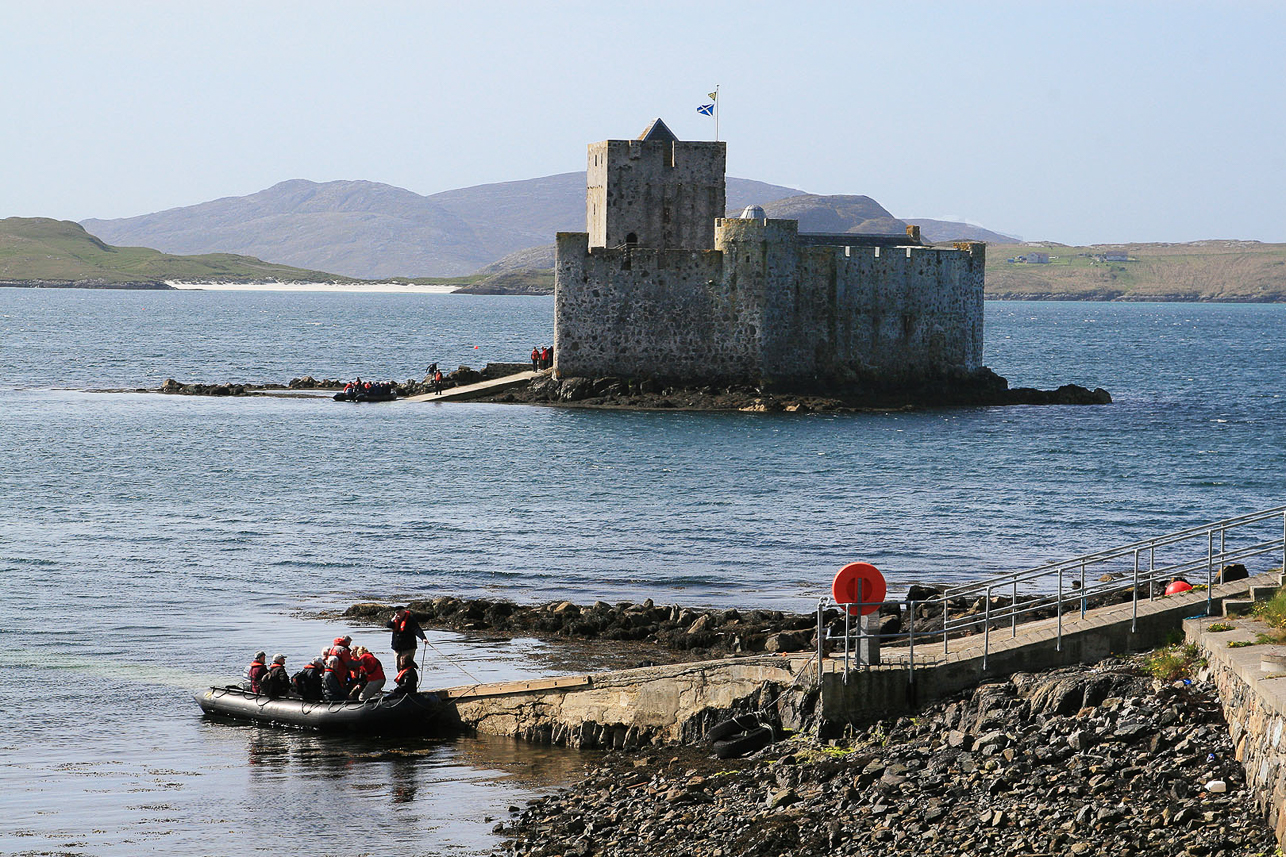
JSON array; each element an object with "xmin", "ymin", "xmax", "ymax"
[{"xmin": 554, "ymin": 120, "xmax": 984, "ymax": 389}]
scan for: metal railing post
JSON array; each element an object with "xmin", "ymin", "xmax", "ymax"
[
  {"xmin": 983, "ymin": 586, "xmax": 992, "ymax": 672},
  {"xmin": 843, "ymin": 605, "xmax": 851, "ymax": 683},
  {"xmin": 1011, "ymin": 579, "xmax": 1018, "ymax": 637},
  {"xmin": 1080, "ymin": 560, "xmax": 1087, "ymax": 617},
  {"xmin": 907, "ymin": 599, "xmax": 916, "ymax": 678},
  {"xmin": 1132, "ymin": 548, "xmax": 1140, "ymax": 633},
  {"xmin": 1207, "ymin": 529, "xmax": 1215, "ymax": 616},
  {"xmin": 1149, "ymin": 545, "xmax": 1156, "ymax": 600},
  {"xmin": 942, "ymin": 597, "xmax": 950, "ymax": 657},
  {"xmin": 1056, "ymin": 568, "xmax": 1064, "ymax": 652},
  {"xmin": 816, "ymin": 600, "xmax": 824, "ymax": 693}
]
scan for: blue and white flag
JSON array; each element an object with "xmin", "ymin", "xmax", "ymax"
[{"xmin": 697, "ymin": 104, "xmax": 714, "ymax": 116}]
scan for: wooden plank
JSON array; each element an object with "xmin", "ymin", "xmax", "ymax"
[{"xmin": 435, "ymin": 675, "xmax": 592, "ymax": 700}]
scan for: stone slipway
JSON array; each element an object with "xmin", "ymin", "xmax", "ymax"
[
  {"xmin": 400, "ymin": 370, "xmax": 538, "ymax": 403},
  {"xmin": 426, "ymin": 572, "xmax": 1278, "ymax": 751}
]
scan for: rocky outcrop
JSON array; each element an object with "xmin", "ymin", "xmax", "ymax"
[
  {"xmin": 483, "ymin": 368, "xmax": 1111, "ymax": 411},
  {"xmin": 497, "ymin": 659, "xmax": 1275, "ymax": 857},
  {"xmin": 344, "ymin": 598, "xmax": 823, "ymax": 662}
]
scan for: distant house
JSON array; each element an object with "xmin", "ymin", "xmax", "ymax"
[
  {"xmin": 1027, "ymin": 252, "xmax": 1050, "ymax": 264},
  {"xmin": 1103, "ymin": 251, "xmax": 1129, "ymax": 262}
]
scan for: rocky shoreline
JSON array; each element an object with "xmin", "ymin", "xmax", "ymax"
[
  {"xmin": 493, "ymin": 657, "xmax": 1276, "ymax": 857},
  {"xmin": 483, "ymin": 367, "xmax": 1112, "ymax": 412},
  {"xmin": 342, "ymin": 582, "xmax": 1168, "ymax": 666},
  {"xmin": 134, "ymin": 364, "xmax": 1111, "ymax": 413}
]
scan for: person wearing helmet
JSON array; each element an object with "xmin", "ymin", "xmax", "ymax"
[
  {"xmin": 292, "ymin": 657, "xmax": 325, "ymax": 701},
  {"xmin": 261, "ymin": 654, "xmax": 290, "ymax": 698},
  {"xmin": 245, "ymin": 651, "xmax": 267, "ymax": 694},
  {"xmin": 386, "ymin": 609, "xmax": 427, "ymax": 671},
  {"xmin": 322, "ymin": 656, "xmax": 348, "ymax": 702},
  {"xmin": 350, "ymin": 646, "xmax": 386, "ymax": 700}
]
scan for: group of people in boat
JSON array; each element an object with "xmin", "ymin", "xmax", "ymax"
[
  {"xmin": 243, "ymin": 609, "xmax": 429, "ymax": 703},
  {"xmin": 335, "ymin": 378, "xmax": 398, "ymax": 402}
]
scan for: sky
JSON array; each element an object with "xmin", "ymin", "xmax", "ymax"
[{"xmin": 2, "ymin": 0, "xmax": 1283, "ymax": 245}]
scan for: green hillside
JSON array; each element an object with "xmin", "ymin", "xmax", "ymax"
[
  {"xmin": 982, "ymin": 241, "xmax": 1286, "ymax": 301},
  {"xmin": 0, "ymin": 217, "xmax": 361, "ymax": 287}
]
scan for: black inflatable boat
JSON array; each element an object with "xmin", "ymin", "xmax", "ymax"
[
  {"xmin": 195, "ymin": 686, "xmax": 442, "ymax": 733},
  {"xmin": 333, "ymin": 385, "xmax": 398, "ymax": 402}
]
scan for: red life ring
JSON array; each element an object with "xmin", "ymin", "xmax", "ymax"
[{"xmin": 833, "ymin": 562, "xmax": 887, "ymax": 616}]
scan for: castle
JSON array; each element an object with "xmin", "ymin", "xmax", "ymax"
[{"xmin": 553, "ymin": 119, "xmax": 985, "ymax": 390}]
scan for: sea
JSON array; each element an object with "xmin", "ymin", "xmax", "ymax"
[{"xmin": 1, "ymin": 288, "xmax": 1283, "ymax": 856}]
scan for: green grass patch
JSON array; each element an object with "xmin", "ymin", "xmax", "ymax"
[
  {"xmin": 1206, "ymin": 622, "xmax": 1235, "ymax": 632},
  {"xmin": 1253, "ymin": 587, "xmax": 1286, "ymax": 629},
  {"xmin": 1144, "ymin": 643, "xmax": 1205, "ymax": 680},
  {"xmin": 1229, "ymin": 640, "xmax": 1256, "ymax": 648}
]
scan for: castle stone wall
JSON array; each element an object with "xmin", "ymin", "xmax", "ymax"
[
  {"xmin": 587, "ymin": 140, "xmax": 725, "ymax": 251},
  {"xmin": 553, "ymin": 232, "xmax": 757, "ymax": 382},
  {"xmin": 554, "ymin": 222, "xmax": 984, "ymax": 387}
]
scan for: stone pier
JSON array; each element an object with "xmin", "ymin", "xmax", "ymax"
[{"xmin": 430, "ymin": 573, "xmax": 1277, "ymax": 750}]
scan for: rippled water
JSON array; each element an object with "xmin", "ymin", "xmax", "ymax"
[{"xmin": 1, "ymin": 288, "xmax": 1284, "ymax": 855}]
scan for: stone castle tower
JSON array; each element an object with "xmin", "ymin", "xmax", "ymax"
[
  {"xmin": 554, "ymin": 120, "xmax": 985, "ymax": 390},
  {"xmin": 586, "ymin": 118, "xmax": 726, "ymax": 251}
]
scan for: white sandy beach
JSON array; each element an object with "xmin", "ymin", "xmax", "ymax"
[{"xmin": 167, "ymin": 281, "xmax": 461, "ymax": 294}]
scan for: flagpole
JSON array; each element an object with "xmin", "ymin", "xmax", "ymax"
[{"xmin": 715, "ymin": 84, "xmax": 720, "ymax": 142}]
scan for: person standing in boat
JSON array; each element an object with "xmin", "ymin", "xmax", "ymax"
[
  {"xmin": 350, "ymin": 645, "xmax": 386, "ymax": 700},
  {"xmin": 387, "ymin": 609, "xmax": 427, "ymax": 670},
  {"xmin": 261, "ymin": 654, "xmax": 291, "ymax": 698},
  {"xmin": 246, "ymin": 651, "xmax": 267, "ymax": 693}
]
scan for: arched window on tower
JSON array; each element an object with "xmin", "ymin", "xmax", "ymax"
[{"xmin": 625, "ymin": 232, "xmax": 638, "ymax": 247}]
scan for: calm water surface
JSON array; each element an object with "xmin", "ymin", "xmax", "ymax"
[{"xmin": 1, "ymin": 289, "xmax": 1284, "ymax": 855}]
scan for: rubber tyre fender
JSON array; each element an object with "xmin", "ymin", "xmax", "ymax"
[
  {"xmin": 712, "ymin": 725, "xmax": 774, "ymax": 759},
  {"xmin": 706, "ymin": 715, "xmax": 761, "ymax": 743}
]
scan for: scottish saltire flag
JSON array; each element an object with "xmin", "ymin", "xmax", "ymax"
[{"xmin": 697, "ymin": 104, "xmax": 714, "ymax": 116}]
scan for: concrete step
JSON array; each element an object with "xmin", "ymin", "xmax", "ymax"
[{"xmin": 1223, "ymin": 599, "xmax": 1258, "ymax": 617}]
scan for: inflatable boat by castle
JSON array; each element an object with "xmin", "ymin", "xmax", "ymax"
[
  {"xmin": 195, "ymin": 686, "xmax": 442, "ymax": 733},
  {"xmin": 333, "ymin": 388, "xmax": 398, "ymax": 402}
]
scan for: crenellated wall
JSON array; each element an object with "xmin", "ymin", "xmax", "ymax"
[{"xmin": 554, "ymin": 219, "xmax": 985, "ymax": 387}]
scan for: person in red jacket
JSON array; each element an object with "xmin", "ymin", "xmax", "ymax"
[
  {"xmin": 325, "ymin": 635, "xmax": 357, "ymax": 689},
  {"xmin": 540, "ymin": 345, "xmax": 552, "ymax": 370},
  {"xmin": 245, "ymin": 651, "xmax": 267, "ymax": 693},
  {"xmin": 531, "ymin": 347, "xmax": 540, "ymax": 371},
  {"xmin": 350, "ymin": 645, "xmax": 386, "ymax": 700}
]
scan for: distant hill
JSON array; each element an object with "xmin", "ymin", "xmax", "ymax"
[
  {"xmin": 83, "ymin": 174, "xmax": 807, "ymax": 279},
  {"xmin": 755, "ymin": 194, "xmax": 906, "ymax": 234},
  {"xmin": 985, "ymin": 241, "xmax": 1286, "ymax": 301},
  {"xmin": 480, "ymin": 193, "xmax": 914, "ymax": 277},
  {"xmin": 907, "ymin": 219, "xmax": 1020, "ymax": 244},
  {"xmin": 0, "ymin": 217, "xmax": 357, "ymax": 287}
]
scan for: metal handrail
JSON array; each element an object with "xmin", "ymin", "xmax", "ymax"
[
  {"xmin": 816, "ymin": 506, "xmax": 1286, "ymax": 684},
  {"xmin": 942, "ymin": 506, "xmax": 1286, "ymax": 598}
]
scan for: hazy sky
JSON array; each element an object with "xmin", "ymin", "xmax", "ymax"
[{"xmin": 3, "ymin": 1, "xmax": 1283, "ymax": 244}]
